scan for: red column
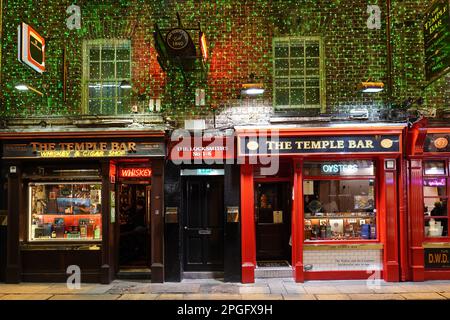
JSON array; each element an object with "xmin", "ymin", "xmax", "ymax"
[
  {"xmin": 409, "ymin": 159, "xmax": 425, "ymax": 281},
  {"xmin": 398, "ymin": 157, "xmax": 411, "ymax": 281},
  {"xmin": 382, "ymin": 158, "xmax": 400, "ymax": 282},
  {"xmin": 292, "ymin": 159, "xmax": 304, "ymax": 282},
  {"xmin": 241, "ymin": 164, "xmax": 255, "ymax": 283}
]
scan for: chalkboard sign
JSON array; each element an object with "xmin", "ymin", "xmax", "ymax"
[{"xmin": 424, "ymin": 0, "xmax": 450, "ymax": 82}]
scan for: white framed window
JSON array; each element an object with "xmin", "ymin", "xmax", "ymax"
[
  {"xmin": 273, "ymin": 37, "xmax": 325, "ymax": 111},
  {"xmin": 82, "ymin": 39, "xmax": 132, "ymax": 115}
]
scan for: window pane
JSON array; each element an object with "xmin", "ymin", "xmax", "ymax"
[
  {"xmin": 88, "ymin": 83, "xmax": 101, "ymax": 98},
  {"xmin": 290, "ymin": 69, "xmax": 304, "ymax": 77},
  {"xmin": 291, "ymin": 88, "xmax": 304, "ymax": 105},
  {"xmin": 117, "ymin": 98, "xmax": 130, "ymax": 114},
  {"xmin": 306, "ymin": 78, "xmax": 320, "ymax": 87},
  {"xmin": 425, "ymin": 217, "xmax": 448, "ymax": 237},
  {"xmin": 101, "ymin": 62, "xmax": 115, "ymax": 79},
  {"xmin": 306, "ymin": 87, "xmax": 320, "ymax": 104},
  {"xmin": 290, "ymin": 45, "xmax": 304, "ymax": 58},
  {"xmin": 275, "ymin": 45, "xmax": 289, "ymax": 58},
  {"xmin": 102, "ymin": 99, "xmax": 115, "ymax": 115},
  {"xmin": 89, "ymin": 62, "xmax": 100, "ymax": 79},
  {"xmin": 102, "ymin": 83, "xmax": 116, "ymax": 99},
  {"xmin": 102, "ymin": 48, "xmax": 115, "ymax": 61},
  {"xmin": 305, "ymin": 43, "xmax": 320, "ymax": 57},
  {"xmin": 424, "ymin": 198, "xmax": 448, "ymax": 216},
  {"xmin": 306, "ymin": 58, "xmax": 319, "ymax": 68},
  {"xmin": 306, "ymin": 68, "xmax": 320, "ymax": 76},
  {"xmin": 290, "ymin": 59, "xmax": 304, "ymax": 69},
  {"xmin": 424, "ymin": 178, "xmax": 447, "ymax": 197},
  {"xmin": 275, "ymin": 78, "xmax": 289, "ymax": 88},
  {"xmin": 304, "ymin": 179, "xmax": 376, "ymax": 241},
  {"xmin": 89, "ymin": 48, "xmax": 100, "ymax": 61},
  {"xmin": 424, "ymin": 161, "xmax": 446, "ymax": 175},
  {"xmin": 275, "ymin": 59, "xmax": 289, "ymax": 70},
  {"xmin": 290, "ymin": 78, "xmax": 304, "ymax": 87},
  {"xmin": 116, "ymin": 48, "xmax": 130, "ymax": 61},
  {"xmin": 117, "ymin": 62, "xmax": 130, "ymax": 78},
  {"xmin": 88, "ymin": 99, "xmax": 101, "ymax": 114},
  {"xmin": 275, "ymin": 89, "xmax": 289, "ymax": 106},
  {"xmin": 29, "ymin": 183, "xmax": 102, "ymax": 241}
]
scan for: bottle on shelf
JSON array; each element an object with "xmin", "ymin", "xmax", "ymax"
[{"xmin": 94, "ymin": 225, "xmax": 101, "ymax": 239}]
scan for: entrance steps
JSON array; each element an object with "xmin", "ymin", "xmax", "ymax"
[
  {"xmin": 117, "ymin": 268, "xmax": 152, "ymax": 280},
  {"xmin": 183, "ymin": 272, "xmax": 224, "ymax": 280},
  {"xmin": 255, "ymin": 267, "xmax": 292, "ymax": 278}
]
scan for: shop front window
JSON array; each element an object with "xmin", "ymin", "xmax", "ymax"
[
  {"xmin": 29, "ymin": 183, "xmax": 102, "ymax": 241},
  {"xmin": 423, "ymin": 160, "xmax": 449, "ymax": 238},
  {"xmin": 303, "ymin": 161, "xmax": 377, "ymax": 241}
]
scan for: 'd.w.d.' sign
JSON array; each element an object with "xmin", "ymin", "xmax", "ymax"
[{"xmin": 425, "ymin": 248, "xmax": 450, "ymax": 268}]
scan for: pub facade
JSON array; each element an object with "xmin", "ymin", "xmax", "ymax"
[
  {"xmin": 0, "ymin": 125, "xmax": 166, "ymax": 283},
  {"xmin": 236, "ymin": 123, "xmax": 406, "ymax": 282}
]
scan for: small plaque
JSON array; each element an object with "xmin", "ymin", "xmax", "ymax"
[
  {"xmin": 165, "ymin": 207, "xmax": 178, "ymax": 223},
  {"xmin": 227, "ymin": 206, "xmax": 239, "ymax": 223}
]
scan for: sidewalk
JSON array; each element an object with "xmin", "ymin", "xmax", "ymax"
[{"xmin": 1, "ymin": 279, "xmax": 450, "ymax": 300}]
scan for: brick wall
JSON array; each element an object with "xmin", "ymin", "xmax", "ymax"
[{"xmin": 0, "ymin": 0, "xmax": 448, "ymax": 120}]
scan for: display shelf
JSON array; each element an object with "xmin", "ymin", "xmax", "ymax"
[{"xmin": 305, "ymin": 215, "xmax": 374, "ymax": 219}]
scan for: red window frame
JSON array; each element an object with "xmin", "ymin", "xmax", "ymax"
[{"xmin": 423, "ymin": 158, "xmax": 450, "ymax": 241}]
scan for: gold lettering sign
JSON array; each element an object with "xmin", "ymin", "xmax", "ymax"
[{"xmin": 29, "ymin": 142, "xmax": 136, "ymax": 158}]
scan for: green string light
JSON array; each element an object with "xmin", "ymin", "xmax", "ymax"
[{"xmin": 0, "ymin": 0, "xmax": 448, "ymax": 118}]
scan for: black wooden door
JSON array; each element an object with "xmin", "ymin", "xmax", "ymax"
[
  {"xmin": 184, "ymin": 178, "xmax": 224, "ymax": 271},
  {"xmin": 255, "ymin": 182, "xmax": 292, "ymax": 261}
]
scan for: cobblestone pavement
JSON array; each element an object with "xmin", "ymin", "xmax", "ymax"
[{"xmin": 1, "ymin": 279, "xmax": 450, "ymax": 300}]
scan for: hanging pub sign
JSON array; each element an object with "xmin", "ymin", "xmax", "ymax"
[
  {"xmin": 2, "ymin": 140, "xmax": 165, "ymax": 159},
  {"xmin": 425, "ymin": 248, "xmax": 450, "ymax": 268},
  {"xmin": 424, "ymin": 0, "xmax": 450, "ymax": 82},
  {"xmin": 18, "ymin": 22, "xmax": 45, "ymax": 73},
  {"xmin": 238, "ymin": 135, "xmax": 401, "ymax": 156}
]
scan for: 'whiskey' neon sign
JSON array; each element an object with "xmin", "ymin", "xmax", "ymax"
[{"xmin": 119, "ymin": 168, "xmax": 152, "ymax": 178}]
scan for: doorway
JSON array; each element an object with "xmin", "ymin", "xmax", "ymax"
[
  {"xmin": 118, "ymin": 184, "xmax": 151, "ymax": 270},
  {"xmin": 255, "ymin": 182, "xmax": 292, "ymax": 266},
  {"xmin": 183, "ymin": 177, "xmax": 224, "ymax": 271}
]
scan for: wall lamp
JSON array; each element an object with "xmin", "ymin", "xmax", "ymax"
[
  {"xmin": 241, "ymin": 73, "xmax": 265, "ymax": 96},
  {"xmin": 358, "ymin": 80, "xmax": 384, "ymax": 93},
  {"xmin": 15, "ymin": 84, "xmax": 44, "ymax": 96}
]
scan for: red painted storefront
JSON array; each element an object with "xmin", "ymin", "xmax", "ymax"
[
  {"xmin": 407, "ymin": 119, "xmax": 450, "ymax": 281},
  {"xmin": 237, "ymin": 124, "xmax": 406, "ymax": 283}
]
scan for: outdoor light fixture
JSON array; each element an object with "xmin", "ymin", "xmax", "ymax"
[
  {"xmin": 241, "ymin": 74, "xmax": 265, "ymax": 96},
  {"xmin": 15, "ymin": 84, "xmax": 44, "ymax": 96},
  {"xmin": 120, "ymin": 80, "xmax": 132, "ymax": 89},
  {"xmin": 358, "ymin": 80, "xmax": 385, "ymax": 93}
]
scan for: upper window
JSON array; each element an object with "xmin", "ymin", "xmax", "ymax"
[
  {"xmin": 83, "ymin": 40, "xmax": 131, "ymax": 115},
  {"xmin": 273, "ymin": 37, "xmax": 325, "ymax": 111},
  {"xmin": 423, "ymin": 160, "xmax": 449, "ymax": 239}
]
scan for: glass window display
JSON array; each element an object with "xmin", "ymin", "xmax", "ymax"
[
  {"xmin": 29, "ymin": 183, "xmax": 102, "ymax": 241},
  {"xmin": 303, "ymin": 161, "xmax": 377, "ymax": 241},
  {"xmin": 423, "ymin": 160, "xmax": 449, "ymax": 238}
]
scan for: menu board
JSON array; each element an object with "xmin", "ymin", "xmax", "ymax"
[{"xmin": 424, "ymin": 0, "xmax": 450, "ymax": 82}]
